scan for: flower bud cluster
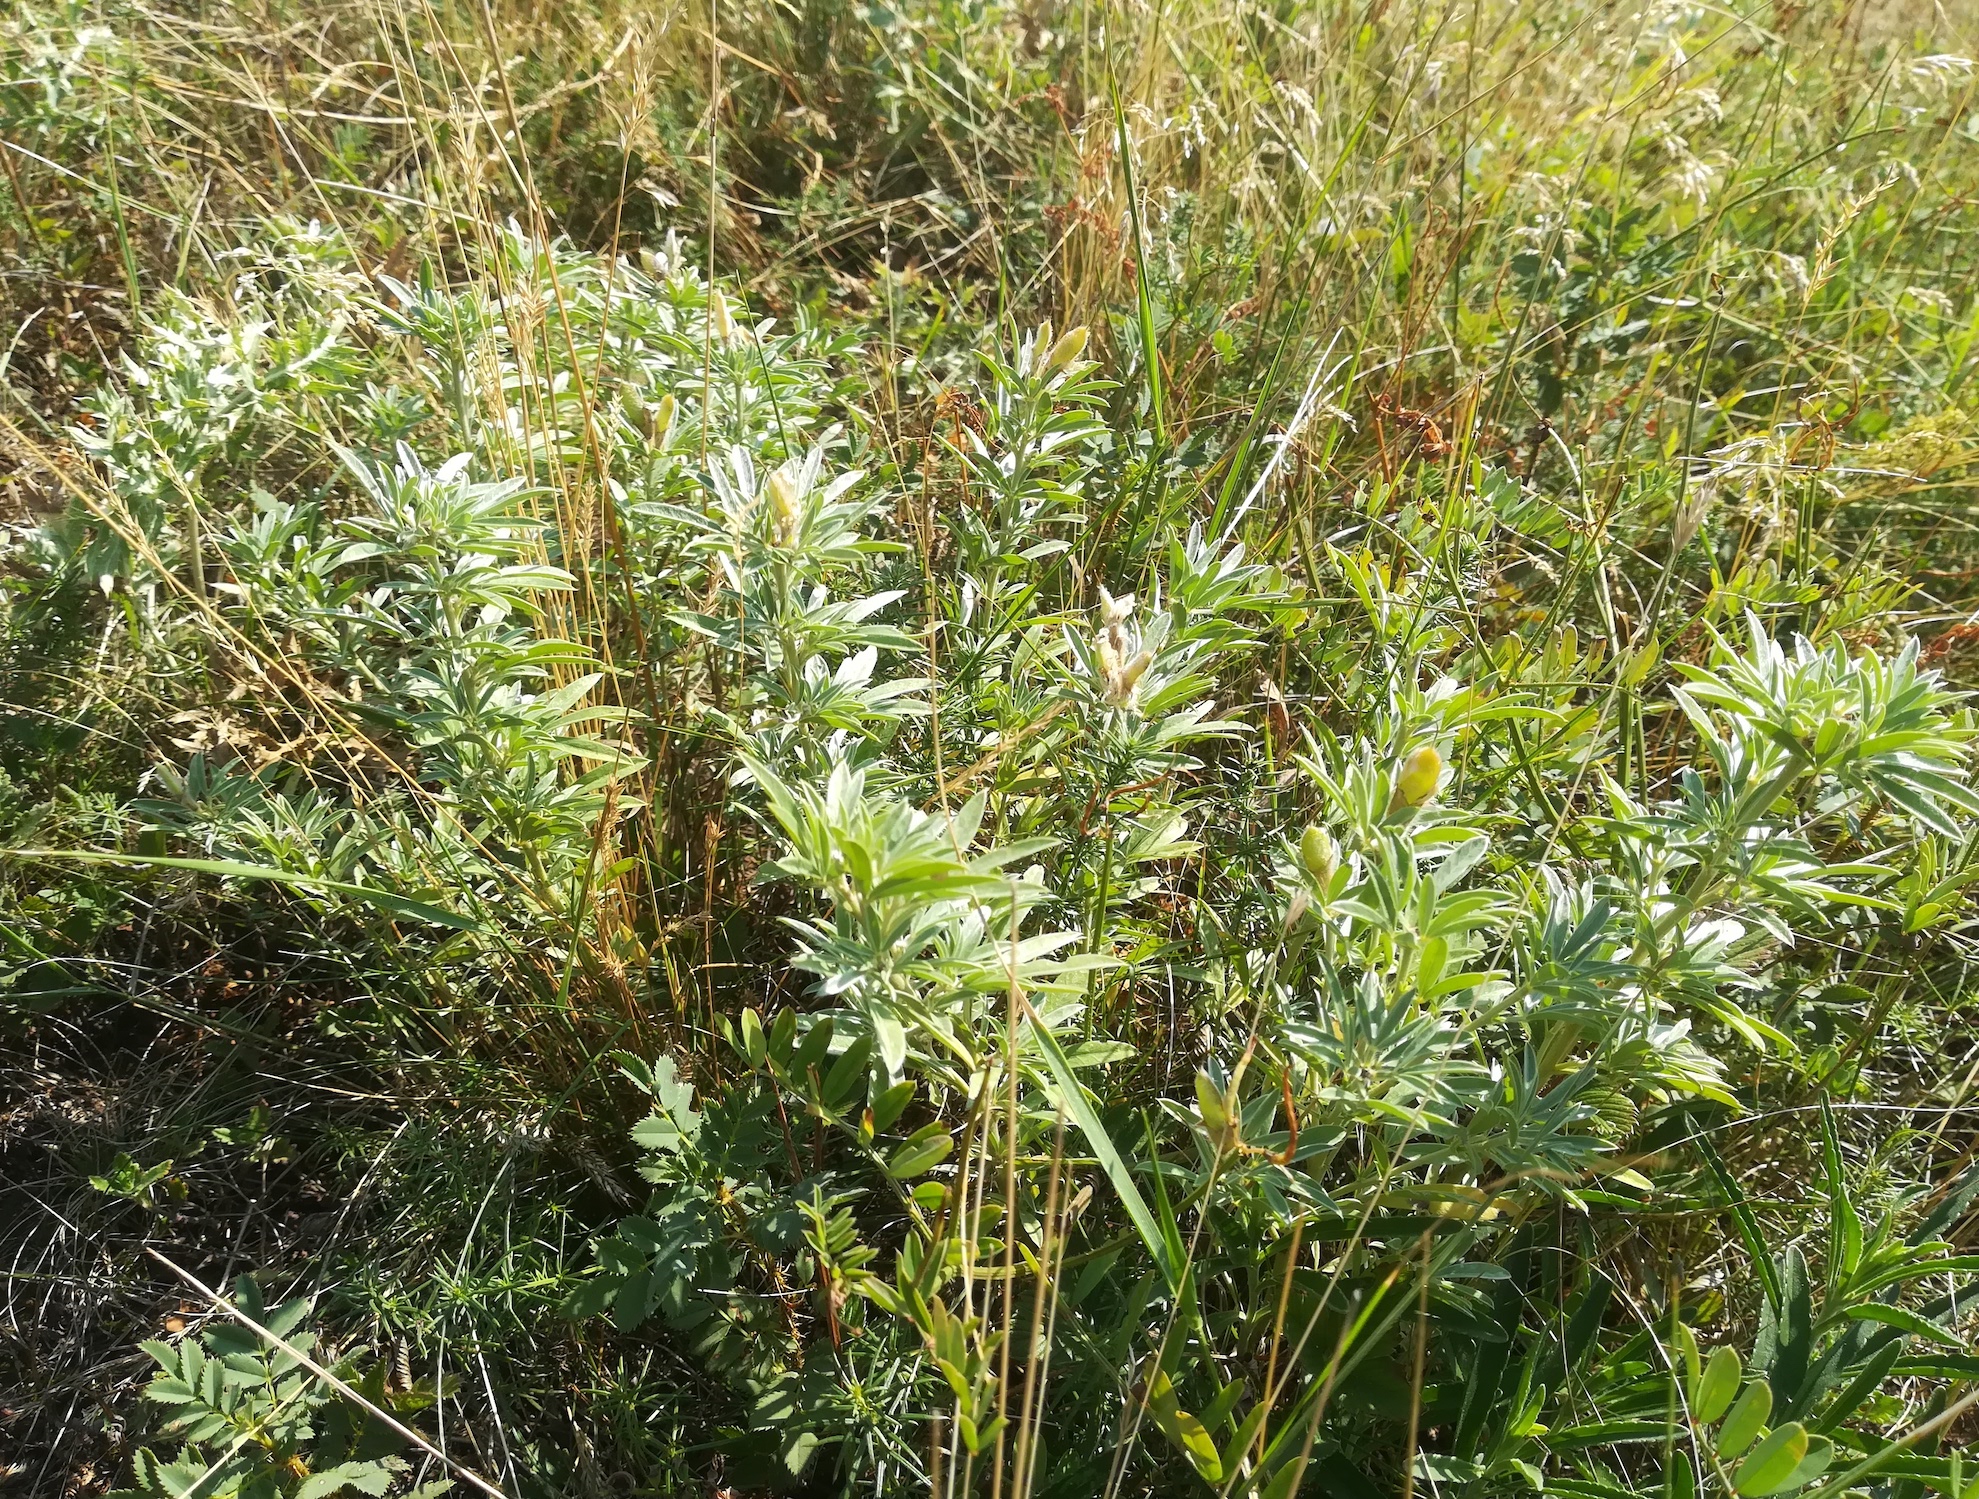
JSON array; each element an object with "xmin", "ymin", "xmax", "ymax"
[{"xmin": 1094, "ymin": 586, "xmax": 1152, "ymax": 709}]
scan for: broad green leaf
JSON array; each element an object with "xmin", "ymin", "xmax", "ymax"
[
  {"xmin": 1146, "ymin": 1371, "xmax": 1221, "ymax": 1480},
  {"xmin": 872, "ymin": 1011, "xmax": 908, "ymax": 1078},
  {"xmin": 887, "ymin": 1129, "xmax": 953, "ymax": 1179},
  {"xmin": 1695, "ymin": 1346, "xmax": 1744, "ymax": 1423},
  {"xmin": 870, "ymin": 1079, "xmax": 915, "ymax": 1133},
  {"xmin": 1063, "ymin": 1040, "xmax": 1138, "ymax": 1068},
  {"xmin": 739, "ymin": 1007, "xmax": 767, "ymax": 1069},
  {"xmin": 1734, "ymin": 1422, "xmax": 1810, "ymax": 1495},
  {"xmin": 1718, "ymin": 1381, "xmax": 1773, "ymax": 1457},
  {"xmin": 1780, "ymin": 1436, "xmax": 1835, "ymax": 1491}
]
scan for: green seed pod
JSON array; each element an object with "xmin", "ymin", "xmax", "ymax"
[{"xmin": 1300, "ymin": 825, "xmax": 1337, "ymax": 887}]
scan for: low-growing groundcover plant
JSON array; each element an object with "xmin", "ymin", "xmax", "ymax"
[{"xmin": 7, "ymin": 0, "xmax": 1979, "ymax": 1495}]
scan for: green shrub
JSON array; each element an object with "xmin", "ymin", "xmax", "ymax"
[{"xmin": 7, "ymin": 0, "xmax": 1979, "ymax": 1493}]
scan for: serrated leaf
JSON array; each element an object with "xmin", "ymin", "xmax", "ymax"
[
  {"xmin": 263, "ymin": 1295, "xmax": 314, "ymax": 1341},
  {"xmin": 296, "ymin": 1460, "xmax": 396, "ymax": 1499},
  {"xmin": 564, "ymin": 1275, "xmax": 621, "ymax": 1319}
]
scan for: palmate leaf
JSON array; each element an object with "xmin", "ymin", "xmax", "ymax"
[{"xmin": 53, "ymin": 144, "xmax": 1979, "ymax": 1499}]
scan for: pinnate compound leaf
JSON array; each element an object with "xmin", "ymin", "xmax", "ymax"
[{"xmin": 295, "ymin": 1461, "xmax": 396, "ymax": 1499}]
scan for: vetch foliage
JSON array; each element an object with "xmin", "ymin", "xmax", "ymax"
[{"xmin": 8, "ymin": 0, "xmax": 1979, "ymax": 1494}]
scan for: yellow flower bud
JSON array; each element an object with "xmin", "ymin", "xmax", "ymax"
[
  {"xmin": 767, "ymin": 462, "xmax": 803, "ymax": 546},
  {"xmin": 1103, "ymin": 648, "xmax": 1152, "ymax": 708},
  {"xmin": 1044, "ymin": 324, "xmax": 1090, "ymax": 374},
  {"xmin": 1397, "ymin": 745, "xmax": 1443, "ymax": 807},
  {"xmin": 708, "ymin": 286, "xmax": 735, "ymax": 344}
]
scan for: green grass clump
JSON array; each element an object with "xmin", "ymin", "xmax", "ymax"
[{"xmin": 7, "ymin": 0, "xmax": 1979, "ymax": 1496}]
